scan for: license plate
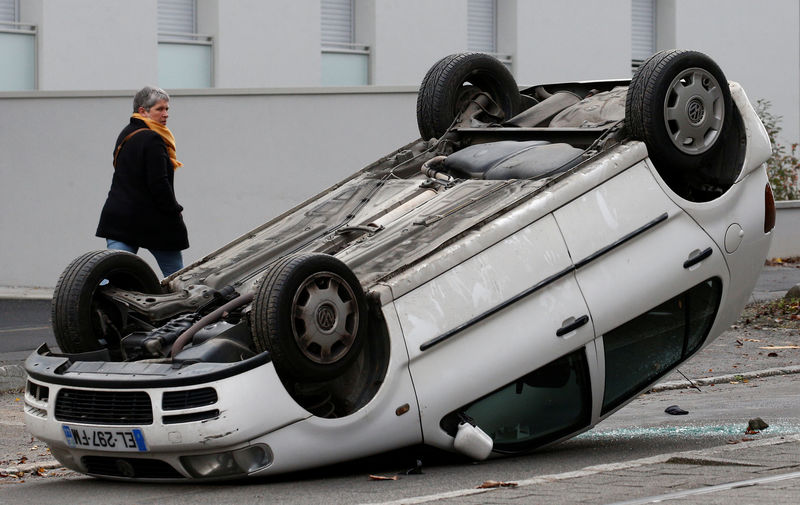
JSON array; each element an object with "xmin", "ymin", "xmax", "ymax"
[{"xmin": 62, "ymin": 425, "xmax": 148, "ymax": 452}]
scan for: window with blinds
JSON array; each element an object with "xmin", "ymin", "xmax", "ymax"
[
  {"xmin": 157, "ymin": 0, "xmax": 212, "ymax": 88},
  {"xmin": 158, "ymin": 0, "xmax": 196, "ymax": 35},
  {"xmin": 0, "ymin": 0, "xmax": 17, "ymax": 23},
  {"xmin": 631, "ymin": 0, "xmax": 655, "ymax": 71},
  {"xmin": 468, "ymin": 0, "xmax": 496, "ymax": 53},
  {"xmin": 0, "ymin": 0, "xmax": 35, "ymax": 91},
  {"xmin": 322, "ymin": 0, "xmax": 354, "ymax": 47},
  {"xmin": 321, "ymin": 0, "xmax": 368, "ymax": 86}
]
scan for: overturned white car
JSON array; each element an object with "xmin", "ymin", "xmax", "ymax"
[{"xmin": 25, "ymin": 50, "xmax": 775, "ymax": 480}]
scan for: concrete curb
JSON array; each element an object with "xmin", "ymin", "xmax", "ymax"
[
  {"xmin": 0, "ymin": 287, "xmax": 53, "ymax": 300},
  {"xmin": 0, "ymin": 459, "xmax": 66, "ymax": 477},
  {"xmin": 650, "ymin": 365, "xmax": 800, "ymax": 392},
  {"xmin": 0, "ymin": 365, "xmax": 26, "ymax": 393}
]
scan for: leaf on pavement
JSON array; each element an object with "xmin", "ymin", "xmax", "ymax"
[
  {"xmin": 477, "ymin": 480, "xmax": 518, "ymax": 489},
  {"xmin": 369, "ymin": 474, "xmax": 399, "ymax": 481}
]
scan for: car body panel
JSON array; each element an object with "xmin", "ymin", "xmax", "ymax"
[
  {"xmin": 556, "ymin": 161, "xmax": 730, "ymax": 336},
  {"xmin": 24, "ymin": 54, "xmax": 776, "ymax": 480}
]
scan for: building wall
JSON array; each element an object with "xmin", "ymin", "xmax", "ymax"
[
  {"xmin": 3, "ymin": 0, "xmax": 800, "ymax": 287},
  {"xmin": 661, "ymin": 0, "xmax": 800, "ymax": 143},
  {"xmin": 21, "ymin": 0, "xmax": 158, "ymax": 90},
  {"xmin": 513, "ymin": 0, "xmax": 633, "ymax": 84},
  {"xmin": 369, "ymin": 0, "xmax": 466, "ymax": 85},
  {"xmin": 0, "ymin": 88, "xmax": 419, "ymax": 287},
  {"xmin": 208, "ymin": 0, "xmax": 321, "ymax": 87}
]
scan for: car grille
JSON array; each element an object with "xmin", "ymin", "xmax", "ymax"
[
  {"xmin": 163, "ymin": 409, "xmax": 220, "ymax": 425},
  {"xmin": 55, "ymin": 389, "xmax": 153, "ymax": 425},
  {"xmin": 162, "ymin": 387, "xmax": 218, "ymax": 410},
  {"xmin": 82, "ymin": 456, "xmax": 184, "ymax": 479}
]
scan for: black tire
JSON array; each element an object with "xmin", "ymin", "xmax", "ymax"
[
  {"xmin": 51, "ymin": 250, "xmax": 161, "ymax": 353},
  {"xmin": 251, "ymin": 253, "xmax": 367, "ymax": 381},
  {"xmin": 625, "ymin": 49, "xmax": 732, "ymax": 172},
  {"xmin": 417, "ymin": 52, "xmax": 521, "ymax": 140}
]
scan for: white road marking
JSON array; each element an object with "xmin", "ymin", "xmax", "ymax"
[
  {"xmin": 606, "ymin": 471, "xmax": 800, "ymax": 505},
  {"xmin": 0, "ymin": 326, "xmax": 50, "ymax": 334},
  {"xmin": 359, "ymin": 434, "xmax": 800, "ymax": 505}
]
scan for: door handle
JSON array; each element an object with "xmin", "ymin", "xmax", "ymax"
[
  {"xmin": 683, "ymin": 247, "xmax": 713, "ymax": 269},
  {"xmin": 557, "ymin": 315, "xmax": 589, "ymax": 337}
]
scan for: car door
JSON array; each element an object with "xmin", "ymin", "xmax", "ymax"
[
  {"xmin": 394, "ymin": 214, "xmax": 597, "ymax": 451},
  {"xmin": 553, "ymin": 161, "xmax": 729, "ymax": 417}
]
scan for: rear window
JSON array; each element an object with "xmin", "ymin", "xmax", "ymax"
[{"xmin": 601, "ymin": 277, "xmax": 722, "ymax": 414}]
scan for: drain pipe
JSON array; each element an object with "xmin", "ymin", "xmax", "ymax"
[
  {"xmin": 170, "ymin": 292, "xmax": 254, "ymax": 357},
  {"xmin": 421, "ymin": 155, "xmax": 452, "ymax": 181}
]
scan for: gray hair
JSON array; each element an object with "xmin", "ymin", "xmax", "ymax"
[{"xmin": 133, "ymin": 86, "xmax": 170, "ymax": 112}]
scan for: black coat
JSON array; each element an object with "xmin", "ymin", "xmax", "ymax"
[{"xmin": 96, "ymin": 118, "xmax": 189, "ymax": 250}]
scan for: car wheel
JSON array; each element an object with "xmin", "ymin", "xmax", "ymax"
[
  {"xmin": 251, "ymin": 253, "xmax": 367, "ymax": 382},
  {"xmin": 625, "ymin": 49, "xmax": 732, "ymax": 172},
  {"xmin": 51, "ymin": 250, "xmax": 162, "ymax": 353},
  {"xmin": 417, "ymin": 52, "xmax": 521, "ymax": 140}
]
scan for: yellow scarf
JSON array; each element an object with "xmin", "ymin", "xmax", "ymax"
[{"xmin": 131, "ymin": 113, "xmax": 183, "ymax": 170}]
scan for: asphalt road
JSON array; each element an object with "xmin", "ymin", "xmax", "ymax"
[
  {"xmin": 2, "ymin": 375, "xmax": 798, "ymax": 504},
  {"xmin": 1, "ymin": 264, "xmax": 798, "ymax": 361},
  {"xmin": 0, "ymin": 264, "xmax": 798, "ymax": 503},
  {"xmin": 0, "ymin": 299, "xmax": 54, "ymax": 363}
]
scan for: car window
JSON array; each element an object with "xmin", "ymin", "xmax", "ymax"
[
  {"xmin": 440, "ymin": 348, "xmax": 592, "ymax": 453},
  {"xmin": 601, "ymin": 277, "xmax": 722, "ymax": 415}
]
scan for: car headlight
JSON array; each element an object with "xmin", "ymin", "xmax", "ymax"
[{"xmin": 180, "ymin": 444, "xmax": 273, "ymax": 479}]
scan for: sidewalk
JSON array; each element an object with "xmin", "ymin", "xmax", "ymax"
[
  {"xmin": 381, "ymin": 434, "xmax": 800, "ymax": 505},
  {"xmin": 1, "ymin": 264, "xmax": 798, "ymax": 488},
  {"xmin": 0, "ymin": 286, "xmax": 53, "ymax": 300}
]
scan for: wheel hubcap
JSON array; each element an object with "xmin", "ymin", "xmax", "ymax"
[
  {"xmin": 686, "ymin": 97, "xmax": 705, "ymax": 125},
  {"xmin": 292, "ymin": 272, "xmax": 358, "ymax": 364},
  {"xmin": 663, "ymin": 67, "xmax": 724, "ymax": 155},
  {"xmin": 315, "ymin": 303, "xmax": 337, "ymax": 332}
]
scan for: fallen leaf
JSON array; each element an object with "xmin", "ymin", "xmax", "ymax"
[
  {"xmin": 369, "ymin": 474, "xmax": 399, "ymax": 481},
  {"xmin": 477, "ymin": 480, "xmax": 518, "ymax": 489},
  {"xmin": 726, "ymin": 439, "xmax": 740, "ymax": 445},
  {"xmin": 759, "ymin": 345, "xmax": 800, "ymax": 349}
]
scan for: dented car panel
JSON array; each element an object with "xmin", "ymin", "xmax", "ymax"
[{"xmin": 25, "ymin": 50, "xmax": 774, "ymax": 480}]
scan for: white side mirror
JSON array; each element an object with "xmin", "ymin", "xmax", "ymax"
[{"xmin": 453, "ymin": 421, "xmax": 493, "ymax": 460}]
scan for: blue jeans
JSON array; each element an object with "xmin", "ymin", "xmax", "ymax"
[{"xmin": 106, "ymin": 239, "xmax": 184, "ymax": 277}]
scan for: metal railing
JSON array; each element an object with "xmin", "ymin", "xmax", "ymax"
[
  {"xmin": 0, "ymin": 20, "xmax": 35, "ymax": 34},
  {"xmin": 157, "ymin": 31, "xmax": 213, "ymax": 45},
  {"xmin": 321, "ymin": 42, "xmax": 370, "ymax": 55}
]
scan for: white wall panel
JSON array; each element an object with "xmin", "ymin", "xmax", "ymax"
[
  {"xmin": 668, "ymin": 0, "xmax": 800, "ymax": 144},
  {"xmin": 513, "ymin": 0, "xmax": 632, "ymax": 84},
  {"xmin": 26, "ymin": 0, "xmax": 157, "ymax": 90},
  {"xmin": 0, "ymin": 88, "xmax": 418, "ymax": 287},
  {"xmin": 211, "ymin": 0, "xmax": 320, "ymax": 87},
  {"xmin": 370, "ymin": 0, "xmax": 465, "ymax": 85}
]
